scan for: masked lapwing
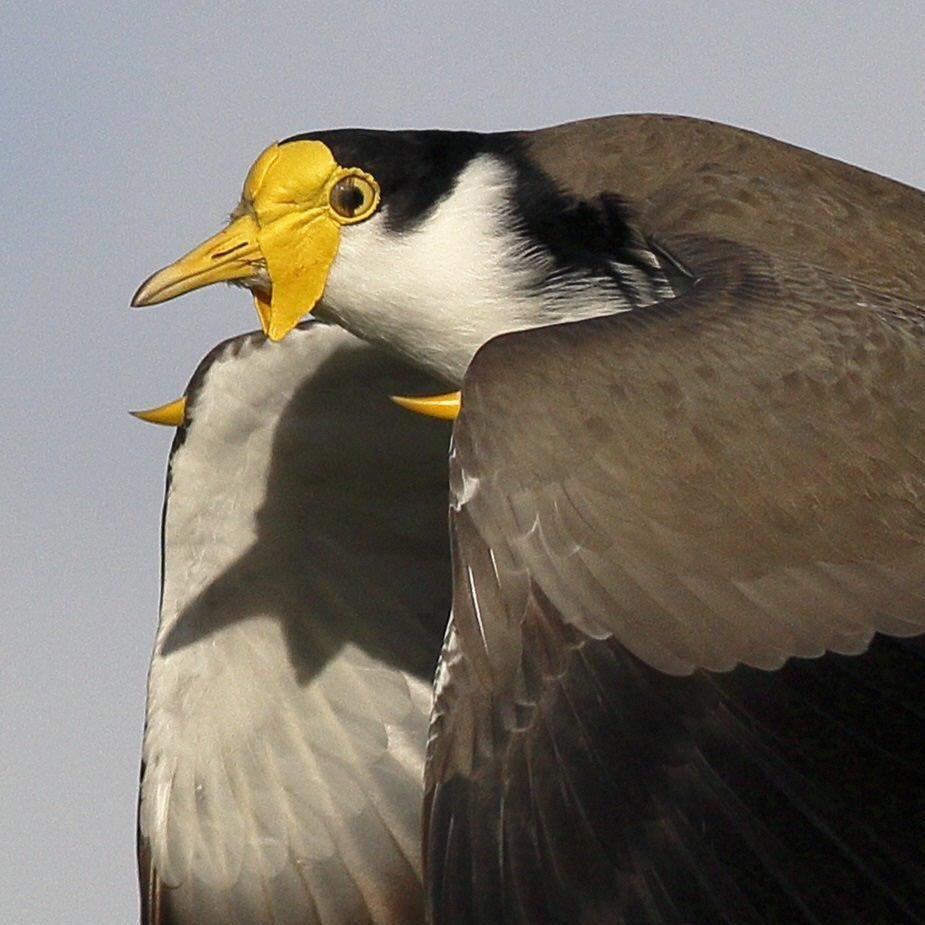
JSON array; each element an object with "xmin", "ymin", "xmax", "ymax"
[{"xmin": 134, "ymin": 115, "xmax": 925, "ymax": 924}]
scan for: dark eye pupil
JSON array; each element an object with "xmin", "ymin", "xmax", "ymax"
[{"xmin": 334, "ymin": 180, "xmax": 365, "ymax": 215}]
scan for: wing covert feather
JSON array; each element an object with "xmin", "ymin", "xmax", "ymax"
[{"xmin": 456, "ymin": 235, "xmax": 925, "ymax": 674}]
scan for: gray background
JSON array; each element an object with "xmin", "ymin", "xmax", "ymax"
[{"xmin": 3, "ymin": 2, "xmax": 924, "ymax": 921}]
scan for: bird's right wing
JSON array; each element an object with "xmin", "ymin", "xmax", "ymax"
[
  {"xmin": 425, "ymin": 235, "xmax": 925, "ymax": 923},
  {"xmin": 138, "ymin": 323, "xmax": 453, "ymax": 925}
]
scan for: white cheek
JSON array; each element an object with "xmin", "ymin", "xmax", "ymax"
[
  {"xmin": 322, "ymin": 156, "xmax": 546, "ymax": 382},
  {"xmin": 319, "ymin": 153, "xmax": 661, "ymax": 382}
]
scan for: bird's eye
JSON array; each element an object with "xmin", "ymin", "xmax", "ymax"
[{"xmin": 329, "ymin": 173, "xmax": 379, "ymax": 222}]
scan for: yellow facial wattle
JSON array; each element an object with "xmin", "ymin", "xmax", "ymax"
[{"xmin": 131, "ymin": 140, "xmax": 380, "ymax": 342}]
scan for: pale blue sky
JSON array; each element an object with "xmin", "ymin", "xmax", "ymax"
[{"xmin": 3, "ymin": 2, "xmax": 924, "ymax": 921}]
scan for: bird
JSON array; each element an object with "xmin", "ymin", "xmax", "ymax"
[
  {"xmin": 133, "ymin": 114, "xmax": 925, "ymax": 924},
  {"xmin": 133, "ymin": 322, "xmax": 453, "ymax": 924}
]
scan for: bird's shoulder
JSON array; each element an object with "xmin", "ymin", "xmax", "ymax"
[{"xmin": 522, "ymin": 113, "xmax": 925, "ymax": 302}]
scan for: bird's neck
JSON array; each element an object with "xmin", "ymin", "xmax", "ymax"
[{"xmin": 319, "ymin": 155, "xmax": 676, "ymax": 385}]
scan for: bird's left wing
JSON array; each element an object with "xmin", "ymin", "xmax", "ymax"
[
  {"xmin": 138, "ymin": 323, "xmax": 453, "ymax": 925},
  {"xmin": 424, "ymin": 235, "xmax": 925, "ymax": 924}
]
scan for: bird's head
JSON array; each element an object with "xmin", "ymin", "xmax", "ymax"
[
  {"xmin": 132, "ymin": 136, "xmax": 387, "ymax": 342},
  {"xmin": 133, "ymin": 129, "xmax": 675, "ymax": 383}
]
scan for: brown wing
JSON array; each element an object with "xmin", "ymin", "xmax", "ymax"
[{"xmin": 424, "ymin": 235, "xmax": 925, "ymax": 923}]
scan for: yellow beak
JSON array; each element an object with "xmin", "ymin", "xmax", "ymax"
[{"xmin": 131, "ymin": 214, "xmax": 264, "ymax": 309}]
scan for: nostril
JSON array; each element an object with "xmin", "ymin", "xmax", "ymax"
[{"xmin": 211, "ymin": 242, "xmax": 248, "ymax": 260}]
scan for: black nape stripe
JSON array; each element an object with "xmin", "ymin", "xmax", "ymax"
[
  {"xmin": 502, "ymin": 150, "xmax": 646, "ymax": 274},
  {"xmin": 281, "ymin": 129, "xmax": 668, "ymax": 297}
]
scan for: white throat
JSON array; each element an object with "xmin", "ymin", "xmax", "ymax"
[{"xmin": 321, "ymin": 155, "xmax": 662, "ymax": 384}]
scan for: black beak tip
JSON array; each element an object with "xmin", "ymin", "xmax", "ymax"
[{"xmin": 131, "ymin": 274, "xmax": 156, "ymax": 308}]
